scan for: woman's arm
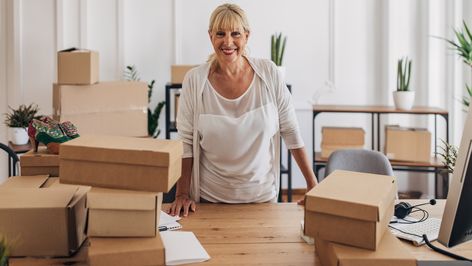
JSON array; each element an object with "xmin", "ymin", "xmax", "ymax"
[
  {"xmin": 289, "ymin": 147, "xmax": 318, "ymax": 205},
  {"xmin": 168, "ymin": 157, "xmax": 196, "ymax": 216}
]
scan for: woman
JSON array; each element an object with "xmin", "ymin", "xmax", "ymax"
[{"xmin": 169, "ymin": 3, "xmax": 317, "ymax": 216}]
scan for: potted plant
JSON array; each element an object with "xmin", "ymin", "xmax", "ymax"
[
  {"xmin": 124, "ymin": 65, "xmax": 165, "ymax": 138},
  {"xmin": 0, "ymin": 237, "xmax": 8, "ymax": 266},
  {"xmin": 393, "ymin": 57, "xmax": 414, "ymax": 110},
  {"xmin": 4, "ymin": 103, "xmax": 39, "ymax": 145},
  {"xmin": 271, "ymin": 33, "xmax": 287, "ymax": 80}
]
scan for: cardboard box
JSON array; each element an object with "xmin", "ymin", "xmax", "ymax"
[
  {"xmin": 305, "ymin": 170, "xmax": 397, "ymax": 250},
  {"xmin": 315, "ymin": 231, "xmax": 416, "ymax": 266},
  {"xmin": 171, "ymin": 65, "xmax": 197, "ymax": 84},
  {"xmin": 385, "ymin": 126, "xmax": 431, "ymax": 163},
  {"xmin": 87, "ymin": 187, "xmax": 162, "ymax": 237},
  {"xmin": 53, "ymin": 81, "xmax": 148, "ymax": 137},
  {"xmin": 58, "ymin": 48, "xmax": 99, "ymax": 85},
  {"xmin": 320, "ymin": 144, "xmax": 365, "ymax": 159},
  {"xmin": 322, "ymin": 127, "xmax": 365, "ymax": 146},
  {"xmin": 20, "ymin": 146, "xmax": 60, "ymax": 176},
  {"xmin": 88, "ymin": 235, "xmax": 165, "ymax": 266},
  {"xmin": 0, "ymin": 175, "xmax": 88, "ymax": 257},
  {"xmin": 60, "ymin": 135, "xmax": 183, "ymax": 192}
]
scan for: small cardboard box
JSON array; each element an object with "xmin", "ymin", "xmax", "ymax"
[
  {"xmin": 0, "ymin": 175, "xmax": 88, "ymax": 257},
  {"xmin": 20, "ymin": 147, "xmax": 60, "ymax": 177},
  {"xmin": 385, "ymin": 126, "xmax": 431, "ymax": 163},
  {"xmin": 322, "ymin": 127, "xmax": 365, "ymax": 146},
  {"xmin": 87, "ymin": 187, "xmax": 162, "ymax": 237},
  {"xmin": 320, "ymin": 144, "xmax": 365, "ymax": 159},
  {"xmin": 53, "ymin": 81, "xmax": 148, "ymax": 137},
  {"xmin": 171, "ymin": 65, "xmax": 197, "ymax": 84},
  {"xmin": 60, "ymin": 135, "xmax": 183, "ymax": 192},
  {"xmin": 58, "ymin": 48, "xmax": 99, "ymax": 85},
  {"xmin": 305, "ymin": 170, "xmax": 397, "ymax": 250},
  {"xmin": 315, "ymin": 231, "xmax": 416, "ymax": 266},
  {"xmin": 88, "ymin": 235, "xmax": 165, "ymax": 266}
]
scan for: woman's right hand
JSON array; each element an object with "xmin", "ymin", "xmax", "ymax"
[{"xmin": 168, "ymin": 194, "xmax": 196, "ymax": 217}]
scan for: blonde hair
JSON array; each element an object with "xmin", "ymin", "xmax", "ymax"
[{"xmin": 207, "ymin": 3, "xmax": 250, "ymax": 68}]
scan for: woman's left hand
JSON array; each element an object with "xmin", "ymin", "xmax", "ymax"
[{"xmin": 297, "ymin": 178, "xmax": 317, "ymax": 205}]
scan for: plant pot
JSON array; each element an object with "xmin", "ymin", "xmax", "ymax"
[
  {"xmin": 277, "ymin": 66, "xmax": 286, "ymax": 81},
  {"xmin": 9, "ymin": 127, "xmax": 29, "ymax": 145},
  {"xmin": 393, "ymin": 91, "xmax": 415, "ymax": 110}
]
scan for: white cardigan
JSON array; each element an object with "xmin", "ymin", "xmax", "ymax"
[{"xmin": 177, "ymin": 57, "xmax": 303, "ymax": 202}]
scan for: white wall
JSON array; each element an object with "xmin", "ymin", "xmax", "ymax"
[{"xmin": 0, "ymin": 0, "xmax": 469, "ymax": 198}]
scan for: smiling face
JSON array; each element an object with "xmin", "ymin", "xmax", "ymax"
[{"xmin": 209, "ymin": 28, "xmax": 249, "ymax": 65}]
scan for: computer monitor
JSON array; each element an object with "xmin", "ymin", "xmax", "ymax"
[{"xmin": 438, "ymin": 104, "xmax": 472, "ymax": 248}]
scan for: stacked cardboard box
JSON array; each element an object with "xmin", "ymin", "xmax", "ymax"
[
  {"xmin": 321, "ymin": 127, "xmax": 365, "ymax": 158},
  {"xmin": 385, "ymin": 125, "xmax": 431, "ymax": 163},
  {"xmin": 305, "ymin": 170, "xmax": 415, "ymax": 265},
  {"xmin": 171, "ymin": 65, "xmax": 197, "ymax": 84},
  {"xmin": 20, "ymin": 146, "xmax": 59, "ymax": 176}
]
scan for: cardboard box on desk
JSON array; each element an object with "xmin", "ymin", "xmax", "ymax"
[
  {"xmin": 305, "ymin": 170, "xmax": 397, "ymax": 250},
  {"xmin": 315, "ymin": 231, "xmax": 416, "ymax": 266},
  {"xmin": 0, "ymin": 175, "xmax": 89, "ymax": 257},
  {"xmin": 171, "ymin": 65, "xmax": 197, "ymax": 84},
  {"xmin": 20, "ymin": 146, "xmax": 59, "ymax": 176},
  {"xmin": 58, "ymin": 48, "xmax": 99, "ymax": 85},
  {"xmin": 60, "ymin": 135, "xmax": 183, "ymax": 192},
  {"xmin": 88, "ymin": 235, "xmax": 165, "ymax": 266},
  {"xmin": 87, "ymin": 187, "xmax": 162, "ymax": 237},
  {"xmin": 53, "ymin": 81, "xmax": 148, "ymax": 137},
  {"xmin": 385, "ymin": 125, "xmax": 431, "ymax": 163}
]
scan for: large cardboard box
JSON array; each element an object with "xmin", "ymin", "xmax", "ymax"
[
  {"xmin": 20, "ymin": 147, "xmax": 59, "ymax": 176},
  {"xmin": 171, "ymin": 65, "xmax": 197, "ymax": 84},
  {"xmin": 60, "ymin": 135, "xmax": 183, "ymax": 192},
  {"xmin": 305, "ymin": 170, "xmax": 397, "ymax": 250},
  {"xmin": 0, "ymin": 175, "xmax": 88, "ymax": 257},
  {"xmin": 321, "ymin": 127, "xmax": 365, "ymax": 158},
  {"xmin": 53, "ymin": 81, "xmax": 148, "ymax": 137},
  {"xmin": 315, "ymin": 231, "xmax": 416, "ymax": 266},
  {"xmin": 87, "ymin": 187, "xmax": 162, "ymax": 237},
  {"xmin": 385, "ymin": 126, "xmax": 431, "ymax": 163},
  {"xmin": 58, "ymin": 49, "xmax": 99, "ymax": 85},
  {"xmin": 88, "ymin": 235, "xmax": 165, "ymax": 266}
]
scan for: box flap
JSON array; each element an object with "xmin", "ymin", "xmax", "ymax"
[
  {"xmin": 0, "ymin": 187, "xmax": 77, "ymax": 208},
  {"xmin": 87, "ymin": 187, "xmax": 158, "ymax": 211},
  {"xmin": 20, "ymin": 147, "xmax": 60, "ymax": 166},
  {"xmin": 306, "ymin": 170, "xmax": 397, "ymax": 222},
  {"xmin": 0, "ymin": 175, "xmax": 49, "ymax": 189},
  {"xmin": 60, "ymin": 135, "xmax": 183, "ymax": 167}
]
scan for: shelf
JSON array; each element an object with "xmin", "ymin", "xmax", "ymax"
[
  {"xmin": 313, "ymin": 105, "xmax": 448, "ymax": 115},
  {"xmin": 314, "ymin": 152, "xmax": 445, "ymax": 168}
]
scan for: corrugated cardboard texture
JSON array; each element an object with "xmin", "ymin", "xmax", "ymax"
[
  {"xmin": 305, "ymin": 170, "xmax": 397, "ymax": 221},
  {"xmin": 171, "ymin": 65, "xmax": 197, "ymax": 84},
  {"xmin": 87, "ymin": 187, "xmax": 162, "ymax": 237},
  {"xmin": 322, "ymin": 127, "xmax": 365, "ymax": 146},
  {"xmin": 385, "ymin": 126, "xmax": 432, "ymax": 163},
  {"xmin": 89, "ymin": 235, "xmax": 165, "ymax": 266},
  {"xmin": 20, "ymin": 147, "xmax": 60, "ymax": 176},
  {"xmin": 315, "ymin": 231, "xmax": 416, "ymax": 266},
  {"xmin": 57, "ymin": 49, "xmax": 99, "ymax": 85},
  {"xmin": 60, "ymin": 135, "xmax": 183, "ymax": 192},
  {"xmin": 53, "ymin": 81, "xmax": 147, "ymax": 137},
  {"xmin": 0, "ymin": 175, "xmax": 49, "ymax": 189},
  {"xmin": 320, "ymin": 144, "xmax": 365, "ymax": 159}
]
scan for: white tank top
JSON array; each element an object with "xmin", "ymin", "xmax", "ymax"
[{"xmin": 197, "ymin": 75, "xmax": 278, "ymax": 203}]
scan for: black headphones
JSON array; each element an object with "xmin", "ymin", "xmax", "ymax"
[{"xmin": 394, "ymin": 199, "xmax": 436, "ymax": 219}]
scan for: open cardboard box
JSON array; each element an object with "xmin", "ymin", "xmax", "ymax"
[
  {"xmin": 20, "ymin": 146, "xmax": 60, "ymax": 177},
  {"xmin": 315, "ymin": 231, "xmax": 416, "ymax": 266},
  {"xmin": 0, "ymin": 175, "xmax": 89, "ymax": 257},
  {"xmin": 305, "ymin": 170, "xmax": 397, "ymax": 250},
  {"xmin": 60, "ymin": 135, "xmax": 183, "ymax": 192}
]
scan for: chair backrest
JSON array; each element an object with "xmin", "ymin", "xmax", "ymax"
[
  {"xmin": 325, "ymin": 149, "xmax": 394, "ymax": 177},
  {"xmin": 0, "ymin": 142, "xmax": 19, "ymax": 177}
]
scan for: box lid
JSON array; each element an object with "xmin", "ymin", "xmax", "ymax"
[
  {"xmin": 0, "ymin": 175, "xmax": 49, "ymax": 189},
  {"xmin": 306, "ymin": 170, "xmax": 397, "ymax": 222},
  {"xmin": 60, "ymin": 135, "xmax": 183, "ymax": 167},
  {"xmin": 87, "ymin": 187, "xmax": 157, "ymax": 211},
  {"xmin": 20, "ymin": 147, "xmax": 60, "ymax": 166},
  {"xmin": 0, "ymin": 187, "xmax": 78, "ymax": 209}
]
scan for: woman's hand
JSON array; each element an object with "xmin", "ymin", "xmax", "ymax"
[
  {"xmin": 167, "ymin": 194, "xmax": 196, "ymax": 217},
  {"xmin": 297, "ymin": 178, "xmax": 316, "ymax": 205}
]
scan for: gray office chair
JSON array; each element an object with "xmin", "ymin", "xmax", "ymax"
[{"xmin": 325, "ymin": 149, "xmax": 394, "ymax": 177}]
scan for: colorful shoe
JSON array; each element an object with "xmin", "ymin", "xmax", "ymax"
[{"xmin": 28, "ymin": 116, "xmax": 80, "ymax": 154}]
